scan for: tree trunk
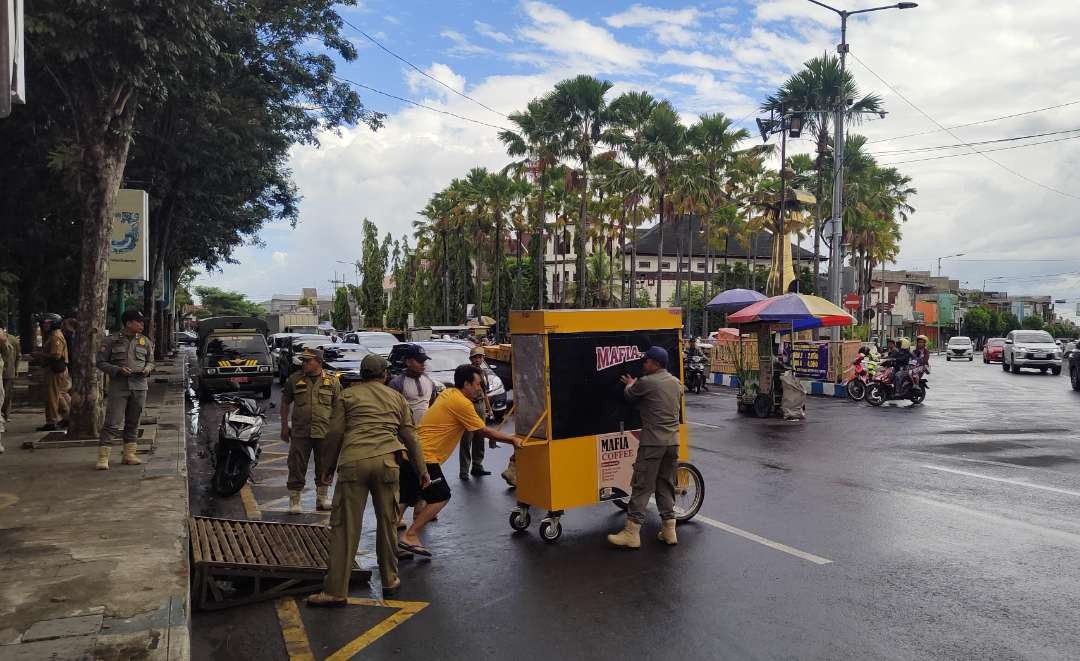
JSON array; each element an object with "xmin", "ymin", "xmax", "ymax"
[
  {"xmin": 655, "ymin": 190, "xmax": 665, "ymax": 307},
  {"xmin": 704, "ymin": 212, "xmax": 711, "ymax": 337},
  {"xmin": 493, "ymin": 213, "xmax": 503, "ymax": 333},
  {"xmin": 685, "ymin": 216, "xmax": 694, "ymax": 335},
  {"xmin": 616, "ymin": 206, "xmax": 625, "ymax": 307},
  {"xmin": 574, "ymin": 172, "xmax": 589, "ymax": 309},
  {"xmin": 536, "ymin": 169, "xmax": 546, "ymax": 310},
  {"xmin": 69, "ymin": 97, "xmax": 139, "ymax": 439}
]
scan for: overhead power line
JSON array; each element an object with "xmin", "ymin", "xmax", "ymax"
[
  {"xmin": 332, "ymin": 75, "xmax": 514, "ymax": 132},
  {"xmin": 877, "ymin": 133, "xmax": 1080, "ymax": 166},
  {"xmin": 339, "ymin": 18, "xmax": 511, "ymax": 120},
  {"xmin": 851, "ymin": 53, "xmax": 1080, "ymax": 202},
  {"xmin": 869, "ymin": 127, "xmax": 1080, "ymax": 156},
  {"xmin": 867, "ymin": 99, "xmax": 1080, "ymax": 144}
]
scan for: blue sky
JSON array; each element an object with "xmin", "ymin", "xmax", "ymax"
[{"xmin": 199, "ymin": 1, "xmax": 1080, "ymax": 320}]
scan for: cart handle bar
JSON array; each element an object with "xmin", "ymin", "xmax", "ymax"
[{"xmin": 518, "ymin": 410, "xmax": 550, "ymax": 447}]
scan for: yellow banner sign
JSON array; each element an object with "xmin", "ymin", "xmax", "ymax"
[{"xmin": 107, "ymin": 189, "xmax": 149, "ymax": 281}]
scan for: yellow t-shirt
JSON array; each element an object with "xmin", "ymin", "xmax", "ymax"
[{"xmin": 418, "ymin": 388, "xmax": 486, "ymax": 464}]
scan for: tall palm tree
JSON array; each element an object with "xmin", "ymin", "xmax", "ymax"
[
  {"xmin": 608, "ymin": 91, "xmax": 659, "ymax": 306},
  {"xmin": 762, "ymin": 54, "xmax": 883, "ymax": 292},
  {"xmin": 642, "ymin": 101, "xmax": 687, "ymax": 307},
  {"xmin": 499, "ymin": 94, "xmax": 562, "ymax": 309},
  {"xmin": 552, "ymin": 75, "xmax": 614, "ymax": 308}
]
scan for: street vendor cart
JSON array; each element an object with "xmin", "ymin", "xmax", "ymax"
[{"xmin": 506, "ymin": 308, "xmax": 705, "ymax": 542}]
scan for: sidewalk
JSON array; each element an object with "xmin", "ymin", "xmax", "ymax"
[{"xmin": 0, "ymin": 359, "xmax": 190, "ymax": 660}]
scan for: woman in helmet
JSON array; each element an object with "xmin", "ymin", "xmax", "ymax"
[
  {"xmin": 913, "ymin": 335, "xmax": 931, "ymax": 371},
  {"xmin": 892, "ymin": 338, "xmax": 913, "ymax": 393}
]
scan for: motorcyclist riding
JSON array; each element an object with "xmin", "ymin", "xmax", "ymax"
[
  {"xmin": 913, "ymin": 335, "xmax": 931, "ymax": 373},
  {"xmin": 893, "ymin": 338, "xmax": 913, "ymax": 393}
]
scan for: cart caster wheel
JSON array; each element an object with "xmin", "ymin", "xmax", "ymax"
[
  {"xmin": 509, "ymin": 509, "xmax": 531, "ymax": 532},
  {"xmin": 539, "ymin": 518, "xmax": 562, "ymax": 543}
]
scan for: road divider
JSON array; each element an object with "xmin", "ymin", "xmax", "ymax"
[{"xmin": 710, "ymin": 373, "xmax": 847, "ymax": 398}]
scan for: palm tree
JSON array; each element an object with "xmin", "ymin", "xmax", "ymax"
[
  {"xmin": 762, "ymin": 54, "xmax": 883, "ymax": 292},
  {"xmin": 552, "ymin": 75, "xmax": 614, "ymax": 308},
  {"xmin": 608, "ymin": 90, "xmax": 659, "ymax": 306},
  {"xmin": 642, "ymin": 101, "xmax": 687, "ymax": 307},
  {"xmin": 499, "ymin": 95, "xmax": 562, "ymax": 309}
]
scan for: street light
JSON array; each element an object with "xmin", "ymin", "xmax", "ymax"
[
  {"xmin": 755, "ymin": 109, "xmax": 805, "ymax": 294},
  {"xmin": 936, "ymin": 252, "xmax": 964, "ymax": 277},
  {"xmin": 805, "ymin": 0, "xmax": 918, "ymax": 321}
]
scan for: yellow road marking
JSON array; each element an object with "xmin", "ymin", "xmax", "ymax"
[
  {"xmin": 321, "ymin": 598, "xmax": 429, "ymax": 660},
  {"xmin": 240, "ymin": 483, "xmax": 262, "ymax": 520},
  {"xmin": 275, "ymin": 597, "xmax": 315, "ymax": 661}
]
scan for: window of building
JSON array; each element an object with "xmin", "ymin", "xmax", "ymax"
[
  {"xmin": 661, "ymin": 261, "xmax": 672, "ymax": 270},
  {"xmin": 696, "ymin": 262, "xmax": 706, "ymax": 271},
  {"xmin": 638, "ymin": 260, "xmax": 650, "ymax": 268}
]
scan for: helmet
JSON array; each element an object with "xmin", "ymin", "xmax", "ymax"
[
  {"xmin": 916, "ymin": 334, "xmax": 928, "ymax": 342},
  {"xmin": 900, "ymin": 338, "xmax": 911, "ymax": 350}
]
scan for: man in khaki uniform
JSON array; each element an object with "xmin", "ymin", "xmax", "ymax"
[
  {"xmin": 35, "ymin": 314, "xmax": 71, "ymax": 431},
  {"xmin": 281, "ymin": 348, "xmax": 343, "ymax": 513},
  {"xmin": 307, "ymin": 354, "xmax": 429, "ymax": 605},
  {"xmin": 95, "ymin": 309, "xmax": 154, "ymax": 470},
  {"xmin": 0, "ymin": 320, "xmax": 18, "ymax": 421}
]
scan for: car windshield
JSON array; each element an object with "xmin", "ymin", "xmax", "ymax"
[
  {"xmin": 424, "ymin": 347, "xmax": 470, "ymax": 372},
  {"xmin": 322, "ymin": 345, "xmax": 368, "ymax": 362},
  {"xmin": 1014, "ymin": 331, "xmax": 1053, "ymax": 343},
  {"xmin": 206, "ymin": 335, "xmax": 267, "ymax": 358},
  {"xmin": 949, "ymin": 337, "xmax": 971, "ymax": 345},
  {"xmin": 351, "ymin": 333, "xmax": 398, "ymax": 350},
  {"xmin": 988, "ymin": 339, "xmax": 1005, "ymax": 347}
]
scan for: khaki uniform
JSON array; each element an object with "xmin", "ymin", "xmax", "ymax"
[
  {"xmin": 0, "ymin": 333, "xmax": 17, "ymax": 419},
  {"xmin": 96, "ymin": 332, "xmax": 155, "ymax": 446},
  {"xmin": 458, "ymin": 368, "xmax": 490, "ymax": 475},
  {"xmin": 623, "ymin": 368, "xmax": 682, "ymax": 524},
  {"xmin": 282, "ymin": 371, "xmax": 343, "ymax": 491},
  {"xmin": 43, "ymin": 330, "xmax": 71, "ymax": 425},
  {"xmin": 324, "ymin": 380, "xmax": 425, "ymax": 595}
]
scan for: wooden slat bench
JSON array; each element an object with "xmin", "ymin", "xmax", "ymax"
[{"xmin": 189, "ymin": 516, "xmax": 370, "ymax": 610}]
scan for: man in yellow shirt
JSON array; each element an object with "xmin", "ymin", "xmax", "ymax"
[{"xmin": 397, "ymin": 364, "xmax": 521, "ymax": 557}]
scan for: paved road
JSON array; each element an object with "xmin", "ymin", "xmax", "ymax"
[{"xmin": 190, "ymin": 353, "xmax": 1080, "ymax": 660}]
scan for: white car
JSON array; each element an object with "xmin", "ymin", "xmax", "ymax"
[
  {"xmin": 945, "ymin": 336, "xmax": 974, "ymax": 361},
  {"xmin": 1002, "ymin": 329, "xmax": 1062, "ymax": 375}
]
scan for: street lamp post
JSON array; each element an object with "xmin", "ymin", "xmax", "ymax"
[
  {"xmin": 936, "ymin": 252, "xmax": 964, "ymax": 277},
  {"xmin": 933, "ymin": 252, "xmax": 963, "ymax": 351},
  {"xmin": 806, "ymin": 1, "xmax": 918, "ymax": 331}
]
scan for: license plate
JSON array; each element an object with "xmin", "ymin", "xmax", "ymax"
[{"xmin": 230, "ymin": 376, "xmax": 251, "ymax": 384}]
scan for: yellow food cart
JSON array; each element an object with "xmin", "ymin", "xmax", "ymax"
[{"xmin": 507, "ymin": 308, "xmax": 705, "ymax": 542}]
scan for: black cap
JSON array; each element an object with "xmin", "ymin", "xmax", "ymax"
[
  {"xmin": 122, "ymin": 310, "xmax": 145, "ymax": 324},
  {"xmin": 401, "ymin": 344, "xmax": 430, "ymax": 362}
]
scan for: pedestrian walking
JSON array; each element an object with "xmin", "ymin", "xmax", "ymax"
[
  {"xmin": 387, "ymin": 344, "xmax": 438, "ymax": 528},
  {"xmin": 0, "ymin": 319, "xmax": 18, "ymax": 422},
  {"xmin": 281, "ymin": 348, "xmax": 343, "ymax": 513},
  {"xmin": 397, "ymin": 364, "xmax": 521, "ymax": 558},
  {"xmin": 458, "ymin": 346, "xmax": 493, "ymax": 479},
  {"xmin": 34, "ymin": 314, "xmax": 70, "ymax": 432},
  {"xmin": 306, "ymin": 354, "xmax": 430, "ymax": 605},
  {"xmin": 608, "ymin": 346, "xmax": 683, "ymax": 549},
  {"xmin": 95, "ymin": 309, "xmax": 154, "ymax": 470}
]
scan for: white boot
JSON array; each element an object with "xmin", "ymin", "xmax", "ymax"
[
  {"xmin": 657, "ymin": 519, "xmax": 678, "ymax": 545},
  {"xmin": 606, "ymin": 520, "xmax": 641, "ymax": 549},
  {"xmin": 288, "ymin": 490, "xmax": 302, "ymax": 514},
  {"xmin": 316, "ymin": 486, "xmax": 332, "ymax": 511}
]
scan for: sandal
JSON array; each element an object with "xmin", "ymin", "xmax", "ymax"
[{"xmin": 397, "ymin": 541, "xmax": 432, "ymax": 557}]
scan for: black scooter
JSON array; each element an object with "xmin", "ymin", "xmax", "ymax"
[
  {"xmin": 211, "ymin": 394, "xmax": 265, "ymax": 496},
  {"xmin": 686, "ymin": 354, "xmax": 709, "ymax": 393}
]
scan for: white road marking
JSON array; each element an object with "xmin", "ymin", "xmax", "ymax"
[
  {"xmin": 688, "ymin": 420, "xmax": 723, "ymax": 429},
  {"xmin": 923, "ymin": 464, "xmax": 1080, "ymax": 497},
  {"xmin": 695, "ymin": 514, "xmax": 833, "ymax": 565}
]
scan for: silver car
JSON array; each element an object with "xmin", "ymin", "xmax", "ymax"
[
  {"xmin": 945, "ymin": 336, "xmax": 974, "ymax": 361},
  {"xmin": 1002, "ymin": 329, "xmax": 1062, "ymax": 375}
]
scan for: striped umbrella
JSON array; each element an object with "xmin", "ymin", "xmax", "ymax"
[{"xmin": 726, "ymin": 293, "xmax": 856, "ymax": 330}]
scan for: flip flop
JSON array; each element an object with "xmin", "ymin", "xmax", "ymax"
[
  {"xmin": 397, "ymin": 541, "xmax": 432, "ymax": 557},
  {"xmin": 395, "ymin": 548, "xmax": 414, "ymax": 560}
]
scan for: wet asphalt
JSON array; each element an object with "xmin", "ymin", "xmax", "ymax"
[{"xmin": 189, "ymin": 353, "xmax": 1080, "ymax": 660}]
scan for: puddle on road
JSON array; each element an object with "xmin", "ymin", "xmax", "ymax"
[
  {"xmin": 990, "ymin": 454, "xmax": 1079, "ymax": 467},
  {"xmin": 931, "ymin": 441, "xmax": 1035, "ymax": 453}
]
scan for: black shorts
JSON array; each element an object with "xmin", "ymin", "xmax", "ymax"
[{"xmin": 399, "ymin": 458, "xmax": 451, "ymax": 506}]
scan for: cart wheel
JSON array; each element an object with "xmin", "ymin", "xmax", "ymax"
[
  {"xmin": 539, "ymin": 518, "xmax": 562, "ymax": 543},
  {"xmin": 673, "ymin": 462, "xmax": 705, "ymax": 522},
  {"xmin": 753, "ymin": 393, "xmax": 772, "ymax": 418},
  {"xmin": 611, "ymin": 498, "xmax": 629, "ymax": 511},
  {"xmin": 509, "ymin": 508, "xmax": 531, "ymax": 532}
]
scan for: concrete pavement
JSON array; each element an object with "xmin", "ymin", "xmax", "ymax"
[{"xmin": 0, "ymin": 360, "xmax": 190, "ymax": 660}]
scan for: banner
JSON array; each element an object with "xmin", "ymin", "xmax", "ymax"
[
  {"xmin": 791, "ymin": 340, "xmax": 828, "ymax": 380},
  {"xmin": 597, "ymin": 429, "xmax": 640, "ymax": 501},
  {"xmin": 107, "ymin": 189, "xmax": 149, "ymax": 281}
]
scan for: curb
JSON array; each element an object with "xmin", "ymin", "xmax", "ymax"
[{"xmin": 709, "ymin": 372, "xmax": 848, "ymax": 398}]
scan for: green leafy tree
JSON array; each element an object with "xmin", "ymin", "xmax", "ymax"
[
  {"xmin": 1000, "ymin": 312, "xmax": 1022, "ymax": 334},
  {"xmin": 194, "ymin": 287, "xmax": 264, "ymax": 318},
  {"xmin": 963, "ymin": 306, "xmax": 992, "ymax": 338},
  {"xmin": 1021, "ymin": 315, "xmax": 1045, "ymax": 330},
  {"xmin": 331, "ymin": 287, "xmax": 352, "ymax": 330},
  {"xmin": 359, "ymin": 220, "xmax": 391, "ymax": 327}
]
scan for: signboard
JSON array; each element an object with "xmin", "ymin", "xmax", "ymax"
[
  {"xmin": 791, "ymin": 340, "xmax": 828, "ymax": 380},
  {"xmin": 597, "ymin": 429, "xmax": 640, "ymax": 501},
  {"xmin": 107, "ymin": 189, "xmax": 149, "ymax": 281},
  {"xmin": 843, "ymin": 293, "xmax": 860, "ymax": 310}
]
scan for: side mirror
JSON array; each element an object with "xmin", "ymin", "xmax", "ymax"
[{"xmin": 1004, "ymin": 339, "xmax": 1013, "ymax": 344}]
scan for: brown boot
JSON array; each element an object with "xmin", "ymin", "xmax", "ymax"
[
  {"xmin": 95, "ymin": 447, "xmax": 110, "ymax": 471},
  {"xmin": 305, "ymin": 592, "xmax": 347, "ymax": 608},
  {"xmin": 606, "ymin": 520, "xmax": 641, "ymax": 549},
  {"xmin": 657, "ymin": 519, "xmax": 678, "ymax": 545},
  {"xmin": 122, "ymin": 443, "xmax": 142, "ymax": 465},
  {"xmin": 316, "ymin": 486, "xmax": 332, "ymax": 511}
]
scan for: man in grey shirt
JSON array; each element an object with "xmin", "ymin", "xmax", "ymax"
[{"xmin": 608, "ymin": 346, "xmax": 682, "ymax": 549}]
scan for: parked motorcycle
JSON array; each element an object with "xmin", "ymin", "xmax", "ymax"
[
  {"xmin": 865, "ymin": 360, "xmax": 928, "ymax": 406},
  {"xmin": 686, "ymin": 354, "xmax": 709, "ymax": 394},
  {"xmin": 211, "ymin": 394, "xmax": 265, "ymax": 496},
  {"xmin": 844, "ymin": 353, "xmax": 877, "ymax": 401}
]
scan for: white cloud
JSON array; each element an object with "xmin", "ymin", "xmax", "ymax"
[
  {"xmin": 405, "ymin": 62, "xmax": 466, "ymax": 97},
  {"xmin": 440, "ymin": 29, "xmax": 493, "ymax": 57},
  {"xmin": 603, "ymin": 4, "xmax": 708, "ymax": 47},
  {"xmin": 517, "ymin": 1, "xmax": 650, "ymax": 71},
  {"xmin": 271, "ymin": 251, "xmax": 288, "ymax": 267},
  {"xmin": 383, "ymin": 15, "xmax": 401, "ymax": 25},
  {"xmin": 474, "ymin": 20, "xmax": 512, "ymax": 44},
  {"xmin": 657, "ymin": 49, "xmax": 741, "ymax": 72}
]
